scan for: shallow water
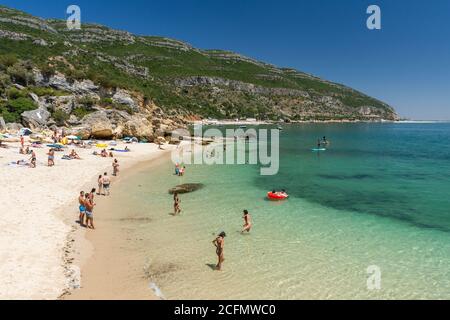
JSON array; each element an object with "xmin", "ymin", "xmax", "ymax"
[{"xmin": 111, "ymin": 123, "xmax": 450, "ymax": 299}]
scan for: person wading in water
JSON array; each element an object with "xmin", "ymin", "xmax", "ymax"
[{"xmin": 212, "ymin": 232, "xmax": 226, "ymax": 271}]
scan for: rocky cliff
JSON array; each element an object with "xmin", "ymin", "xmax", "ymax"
[{"xmin": 0, "ymin": 5, "xmax": 398, "ymax": 138}]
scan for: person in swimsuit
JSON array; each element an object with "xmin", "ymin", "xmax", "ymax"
[
  {"xmin": 78, "ymin": 191, "xmax": 86, "ymax": 226},
  {"xmin": 102, "ymin": 172, "xmax": 111, "ymax": 196},
  {"xmin": 212, "ymin": 232, "xmax": 226, "ymax": 271},
  {"xmin": 88, "ymin": 188, "xmax": 96, "ymax": 204},
  {"xmin": 84, "ymin": 194, "xmax": 95, "ymax": 229},
  {"xmin": 20, "ymin": 135, "xmax": 24, "ymax": 148},
  {"xmin": 97, "ymin": 175, "xmax": 103, "ymax": 195},
  {"xmin": 70, "ymin": 149, "xmax": 81, "ymax": 159},
  {"xmin": 47, "ymin": 148, "xmax": 55, "ymax": 167},
  {"xmin": 29, "ymin": 150, "xmax": 36, "ymax": 168},
  {"xmin": 112, "ymin": 159, "xmax": 119, "ymax": 176},
  {"xmin": 173, "ymin": 192, "xmax": 181, "ymax": 215},
  {"xmin": 241, "ymin": 209, "xmax": 252, "ymax": 233}
]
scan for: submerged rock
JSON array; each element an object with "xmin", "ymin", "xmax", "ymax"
[{"xmin": 168, "ymin": 183, "xmax": 204, "ymax": 194}]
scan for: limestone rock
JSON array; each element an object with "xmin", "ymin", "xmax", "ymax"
[
  {"xmin": 21, "ymin": 108, "xmax": 51, "ymax": 129},
  {"xmin": 122, "ymin": 115, "xmax": 154, "ymax": 141},
  {"xmin": 112, "ymin": 89, "xmax": 137, "ymax": 110},
  {"xmin": 50, "ymin": 95, "xmax": 76, "ymax": 114},
  {"xmin": 69, "ymin": 126, "xmax": 91, "ymax": 140},
  {"xmin": 29, "ymin": 92, "xmax": 39, "ymax": 103},
  {"xmin": 6, "ymin": 122, "xmax": 23, "ymax": 132},
  {"xmin": 81, "ymin": 111, "xmax": 113, "ymax": 139}
]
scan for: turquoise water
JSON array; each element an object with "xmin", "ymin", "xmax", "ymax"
[{"xmin": 112, "ymin": 123, "xmax": 450, "ymax": 299}]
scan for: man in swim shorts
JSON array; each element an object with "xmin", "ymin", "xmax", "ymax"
[
  {"xmin": 102, "ymin": 172, "xmax": 111, "ymax": 196},
  {"xmin": 212, "ymin": 232, "xmax": 226, "ymax": 271},
  {"xmin": 241, "ymin": 209, "xmax": 252, "ymax": 233},
  {"xmin": 78, "ymin": 191, "xmax": 86, "ymax": 226}
]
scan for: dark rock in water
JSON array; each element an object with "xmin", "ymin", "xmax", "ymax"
[{"xmin": 168, "ymin": 183, "xmax": 204, "ymax": 194}]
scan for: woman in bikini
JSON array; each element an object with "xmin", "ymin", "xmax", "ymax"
[
  {"xmin": 47, "ymin": 148, "xmax": 55, "ymax": 167},
  {"xmin": 173, "ymin": 192, "xmax": 181, "ymax": 214},
  {"xmin": 97, "ymin": 175, "xmax": 103, "ymax": 195},
  {"xmin": 112, "ymin": 159, "xmax": 119, "ymax": 176},
  {"xmin": 241, "ymin": 209, "xmax": 252, "ymax": 233},
  {"xmin": 212, "ymin": 232, "xmax": 226, "ymax": 271}
]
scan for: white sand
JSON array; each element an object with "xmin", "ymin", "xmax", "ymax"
[{"xmin": 0, "ymin": 139, "xmax": 174, "ymax": 299}]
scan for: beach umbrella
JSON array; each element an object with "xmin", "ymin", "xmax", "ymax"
[
  {"xmin": 19, "ymin": 128, "xmax": 33, "ymax": 136},
  {"xmin": 66, "ymin": 135, "xmax": 80, "ymax": 140}
]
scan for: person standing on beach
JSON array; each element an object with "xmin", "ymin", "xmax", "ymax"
[
  {"xmin": 173, "ymin": 192, "xmax": 181, "ymax": 215},
  {"xmin": 47, "ymin": 148, "xmax": 55, "ymax": 167},
  {"xmin": 102, "ymin": 172, "xmax": 111, "ymax": 196},
  {"xmin": 97, "ymin": 175, "xmax": 103, "ymax": 195},
  {"xmin": 85, "ymin": 193, "xmax": 95, "ymax": 229},
  {"xmin": 78, "ymin": 191, "xmax": 86, "ymax": 226},
  {"xmin": 212, "ymin": 232, "xmax": 226, "ymax": 271},
  {"xmin": 241, "ymin": 209, "xmax": 252, "ymax": 233},
  {"xmin": 20, "ymin": 135, "xmax": 24, "ymax": 148},
  {"xmin": 112, "ymin": 159, "xmax": 119, "ymax": 176},
  {"xmin": 88, "ymin": 188, "xmax": 96, "ymax": 204}
]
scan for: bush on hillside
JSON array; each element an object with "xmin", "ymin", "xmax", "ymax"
[
  {"xmin": 1, "ymin": 97, "xmax": 36, "ymax": 123},
  {"xmin": 6, "ymin": 63, "xmax": 34, "ymax": 86},
  {"xmin": 52, "ymin": 109, "xmax": 69, "ymax": 125},
  {"xmin": 0, "ymin": 54, "xmax": 18, "ymax": 71}
]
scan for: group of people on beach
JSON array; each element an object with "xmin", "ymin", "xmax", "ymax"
[
  {"xmin": 15, "ymin": 133, "xmax": 124, "ymax": 169},
  {"xmin": 94, "ymin": 149, "xmax": 113, "ymax": 158},
  {"xmin": 78, "ymin": 189, "xmax": 96, "ymax": 229},
  {"xmin": 77, "ymin": 159, "xmax": 119, "ymax": 230},
  {"xmin": 211, "ymin": 209, "xmax": 252, "ymax": 271},
  {"xmin": 174, "ymin": 163, "xmax": 186, "ymax": 176}
]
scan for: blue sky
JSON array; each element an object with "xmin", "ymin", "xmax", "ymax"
[{"xmin": 2, "ymin": 0, "xmax": 450, "ymax": 119}]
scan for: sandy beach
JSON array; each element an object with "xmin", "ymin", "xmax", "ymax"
[
  {"xmin": 0, "ymin": 138, "xmax": 175, "ymax": 299},
  {"xmin": 64, "ymin": 153, "xmax": 173, "ymax": 300}
]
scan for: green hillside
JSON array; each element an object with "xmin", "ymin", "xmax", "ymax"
[{"xmin": 0, "ymin": 5, "xmax": 398, "ymax": 121}]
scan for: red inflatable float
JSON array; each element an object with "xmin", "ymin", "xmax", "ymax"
[{"xmin": 267, "ymin": 191, "xmax": 289, "ymax": 200}]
